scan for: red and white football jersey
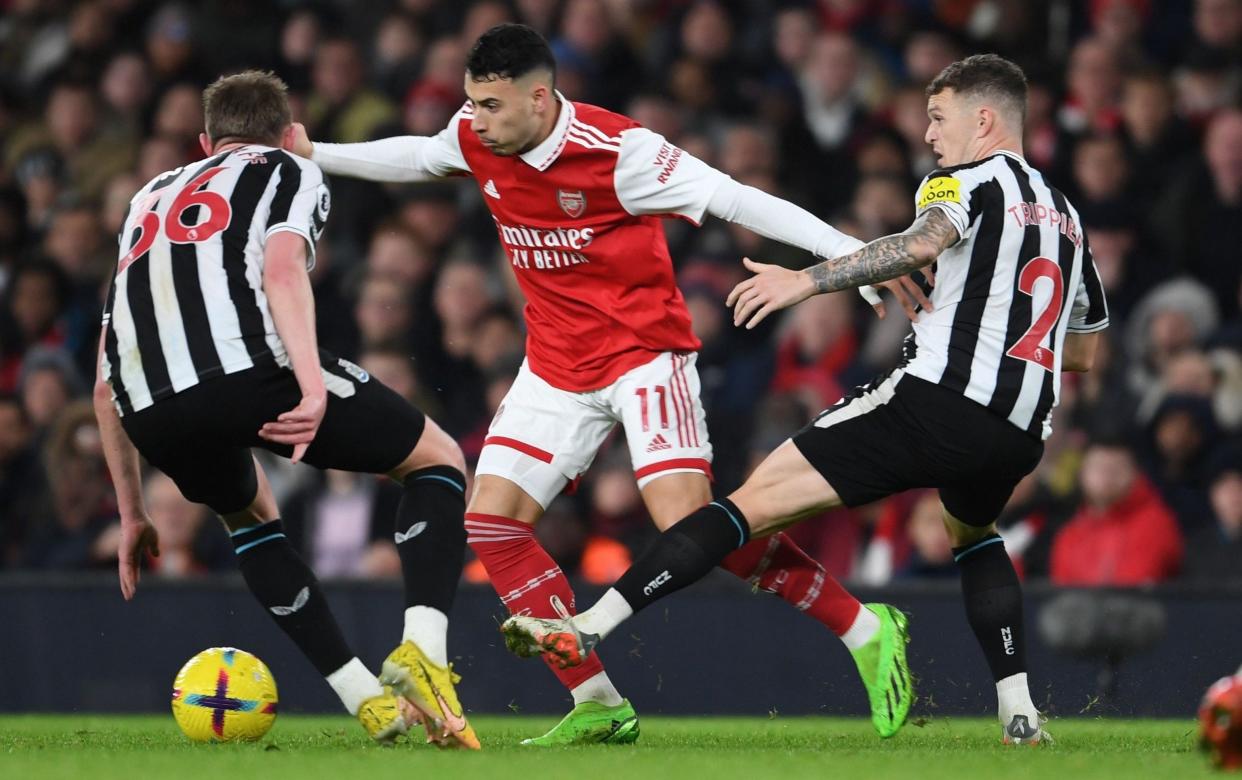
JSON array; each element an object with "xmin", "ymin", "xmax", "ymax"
[{"xmin": 376, "ymin": 95, "xmax": 729, "ymax": 392}]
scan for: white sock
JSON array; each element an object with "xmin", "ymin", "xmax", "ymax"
[
  {"xmin": 326, "ymin": 657, "xmax": 384, "ymax": 716},
  {"xmin": 839, "ymin": 604, "xmax": 881, "ymax": 651},
  {"xmin": 570, "ymin": 670, "xmax": 624, "ymax": 707},
  {"xmin": 575, "ymin": 589, "xmax": 633, "ymax": 640},
  {"xmin": 403, "ymin": 606, "xmax": 449, "ymax": 666},
  {"xmin": 996, "ymin": 672, "xmax": 1037, "ymax": 724}
]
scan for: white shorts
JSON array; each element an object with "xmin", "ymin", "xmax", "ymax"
[{"xmin": 476, "ymin": 352, "xmax": 713, "ymax": 508}]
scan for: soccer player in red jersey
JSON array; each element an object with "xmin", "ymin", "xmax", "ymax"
[{"xmin": 292, "ymin": 24, "xmax": 918, "ymax": 744}]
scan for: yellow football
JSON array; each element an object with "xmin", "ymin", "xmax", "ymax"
[{"xmin": 171, "ymin": 647, "xmax": 278, "ymax": 742}]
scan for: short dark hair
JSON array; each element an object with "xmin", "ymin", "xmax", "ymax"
[
  {"xmin": 202, "ymin": 70, "xmax": 292, "ymax": 146},
  {"xmin": 927, "ymin": 53, "xmax": 1028, "ymax": 125},
  {"xmin": 466, "ymin": 23, "xmax": 556, "ymax": 84}
]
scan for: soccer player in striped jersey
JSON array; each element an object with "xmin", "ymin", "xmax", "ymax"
[
  {"xmin": 94, "ymin": 71, "xmax": 478, "ymax": 748},
  {"xmin": 293, "ymin": 23, "xmax": 918, "ymax": 744},
  {"xmin": 503, "ymin": 54, "xmax": 1109, "ymax": 746}
]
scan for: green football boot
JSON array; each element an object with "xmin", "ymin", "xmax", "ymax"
[
  {"xmin": 520, "ymin": 699, "xmax": 640, "ymax": 746},
  {"xmin": 849, "ymin": 603, "xmax": 914, "ymax": 738}
]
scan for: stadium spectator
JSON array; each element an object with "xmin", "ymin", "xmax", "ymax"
[
  {"xmin": 0, "ymin": 258, "xmax": 71, "ymax": 392},
  {"xmin": 0, "ymin": 393, "xmax": 50, "ymax": 567},
  {"xmin": 144, "ymin": 3, "xmax": 201, "ymax": 90},
  {"xmin": 1051, "ymin": 439, "xmax": 1183, "ymax": 585},
  {"xmin": 17, "ymin": 345, "xmax": 84, "ymax": 442},
  {"xmin": 99, "ymin": 51, "xmax": 153, "ymax": 138},
  {"xmin": 152, "ymin": 83, "xmax": 206, "ymax": 155},
  {"xmin": 800, "ymin": 32, "xmax": 868, "ymax": 154},
  {"xmin": 22, "ymin": 400, "xmax": 117, "ymax": 569},
  {"xmin": 142, "ymin": 471, "xmax": 220, "ymax": 578},
  {"xmin": 6, "ymin": 79, "xmax": 135, "ymax": 201},
  {"xmin": 1060, "ymin": 37, "xmax": 1123, "ymax": 134},
  {"xmin": 306, "ymin": 37, "xmax": 396, "ymax": 144},
  {"xmin": 898, "ymin": 491, "xmax": 957, "ymax": 579},
  {"xmin": 354, "ymin": 274, "xmax": 413, "ymax": 355},
  {"xmin": 1156, "ymin": 109, "xmax": 1242, "ymax": 319},
  {"xmin": 1183, "ymin": 441, "xmax": 1242, "ymax": 580},
  {"xmin": 275, "ymin": 7, "xmax": 322, "ymax": 94},
  {"xmin": 551, "ymin": 0, "xmax": 640, "ymax": 110},
  {"xmin": 372, "ymin": 12, "xmax": 425, "ymax": 103},
  {"xmin": 1119, "ymin": 69, "xmax": 1196, "ymax": 189},
  {"xmin": 771, "ymin": 291, "xmax": 860, "ymax": 412},
  {"xmin": 1191, "ymin": 0, "xmax": 1242, "ymax": 62},
  {"xmin": 1070, "ymin": 134, "xmax": 1131, "ymax": 219},
  {"xmin": 1141, "ymin": 394, "xmax": 1218, "ymax": 530},
  {"xmin": 282, "ymin": 470, "xmax": 405, "ymax": 579}
]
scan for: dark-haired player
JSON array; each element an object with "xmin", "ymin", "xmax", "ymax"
[
  {"xmin": 95, "ymin": 71, "xmax": 478, "ymax": 747},
  {"xmin": 292, "ymin": 24, "xmax": 918, "ymax": 745},
  {"xmin": 504, "ymin": 54, "xmax": 1109, "ymax": 746}
]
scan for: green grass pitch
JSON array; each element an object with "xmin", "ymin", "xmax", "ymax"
[{"xmin": 0, "ymin": 715, "xmax": 1218, "ymax": 780}]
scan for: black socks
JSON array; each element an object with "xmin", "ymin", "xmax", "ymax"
[
  {"xmin": 613, "ymin": 498, "xmax": 751, "ymax": 613},
  {"xmin": 953, "ymin": 534, "xmax": 1027, "ymax": 682},
  {"xmin": 231, "ymin": 520, "xmax": 353, "ymax": 677},
  {"xmin": 394, "ymin": 466, "xmax": 467, "ymax": 614}
]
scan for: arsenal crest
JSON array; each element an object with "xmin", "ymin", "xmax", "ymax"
[{"xmin": 557, "ymin": 189, "xmax": 586, "ymax": 218}]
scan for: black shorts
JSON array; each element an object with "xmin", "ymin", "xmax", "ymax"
[
  {"xmin": 792, "ymin": 371, "xmax": 1043, "ymax": 527},
  {"xmin": 121, "ymin": 351, "xmax": 426, "ymax": 514}
]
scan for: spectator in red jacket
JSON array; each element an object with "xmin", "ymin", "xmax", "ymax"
[{"xmin": 1051, "ymin": 438, "xmax": 1184, "ymax": 585}]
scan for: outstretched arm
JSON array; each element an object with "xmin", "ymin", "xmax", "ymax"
[
  {"xmin": 287, "ymin": 120, "xmax": 469, "ymax": 182},
  {"xmin": 728, "ymin": 208, "xmax": 959, "ymax": 329},
  {"xmin": 806, "ymin": 208, "xmax": 958, "ymax": 294}
]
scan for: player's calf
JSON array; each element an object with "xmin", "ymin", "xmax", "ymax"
[{"xmin": 228, "ymin": 519, "xmax": 388, "ymax": 718}]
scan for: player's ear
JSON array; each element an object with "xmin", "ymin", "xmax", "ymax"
[
  {"xmin": 198, "ymin": 132, "xmax": 213, "ymax": 157},
  {"xmin": 279, "ymin": 124, "xmax": 296, "ymax": 152},
  {"xmin": 977, "ymin": 106, "xmax": 994, "ymax": 137}
]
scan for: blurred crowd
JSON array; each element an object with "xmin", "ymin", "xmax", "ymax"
[{"xmin": 0, "ymin": 0, "xmax": 1240, "ymax": 589}]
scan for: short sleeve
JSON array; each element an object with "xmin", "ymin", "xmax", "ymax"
[
  {"xmin": 613, "ymin": 127, "xmax": 729, "ymax": 225},
  {"xmin": 265, "ymin": 155, "xmax": 330, "ymax": 270},
  {"xmin": 914, "ymin": 169, "xmax": 976, "ymax": 243},
  {"xmin": 1067, "ymin": 238, "xmax": 1110, "ymax": 333}
]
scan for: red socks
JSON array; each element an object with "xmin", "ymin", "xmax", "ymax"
[
  {"xmin": 465, "ymin": 513, "xmax": 605, "ymax": 689},
  {"xmin": 722, "ymin": 532, "xmax": 863, "ymax": 636}
]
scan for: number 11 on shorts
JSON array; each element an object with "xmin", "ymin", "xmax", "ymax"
[{"xmin": 635, "ymin": 386, "xmax": 669, "ymax": 432}]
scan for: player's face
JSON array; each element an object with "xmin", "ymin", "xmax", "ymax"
[
  {"xmin": 924, "ymin": 89, "xmax": 974, "ymax": 167},
  {"xmin": 464, "ymin": 73, "xmax": 548, "ymax": 157}
]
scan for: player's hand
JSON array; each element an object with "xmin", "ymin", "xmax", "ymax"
[
  {"xmin": 726, "ymin": 257, "xmax": 816, "ymax": 329},
  {"xmin": 285, "ymin": 122, "xmax": 313, "ymax": 158},
  {"xmin": 867, "ymin": 268, "xmax": 935, "ymax": 322},
  {"xmin": 118, "ymin": 516, "xmax": 159, "ymax": 601},
  {"xmin": 258, "ymin": 392, "xmax": 326, "ymax": 463}
]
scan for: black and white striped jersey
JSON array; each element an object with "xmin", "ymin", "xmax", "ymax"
[
  {"xmin": 902, "ymin": 150, "xmax": 1108, "ymax": 440},
  {"xmin": 101, "ymin": 145, "xmax": 329, "ymax": 415}
]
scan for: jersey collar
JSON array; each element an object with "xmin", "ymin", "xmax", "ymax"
[
  {"xmin": 994, "ymin": 149, "xmax": 1027, "ymax": 165},
  {"xmin": 519, "ymin": 91, "xmax": 574, "ymax": 171}
]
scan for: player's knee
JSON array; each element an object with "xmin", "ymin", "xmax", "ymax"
[
  {"xmin": 942, "ymin": 509, "xmax": 996, "ymax": 546},
  {"xmin": 396, "ymin": 419, "xmax": 465, "ymax": 477},
  {"xmin": 727, "ymin": 487, "xmax": 780, "ymax": 536}
]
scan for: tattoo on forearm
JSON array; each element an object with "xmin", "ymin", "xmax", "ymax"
[{"xmin": 807, "ymin": 209, "xmax": 958, "ymax": 294}]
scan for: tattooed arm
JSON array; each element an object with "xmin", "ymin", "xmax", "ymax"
[
  {"xmin": 807, "ymin": 208, "xmax": 959, "ymax": 294},
  {"xmin": 727, "ymin": 208, "xmax": 960, "ymax": 329}
]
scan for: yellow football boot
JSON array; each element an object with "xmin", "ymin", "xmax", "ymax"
[
  {"xmin": 380, "ymin": 640, "xmax": 481, "ymax": 750},
  {"xmin": 356, "ymin": 689, "xmax": 418, "ymax": 745}
]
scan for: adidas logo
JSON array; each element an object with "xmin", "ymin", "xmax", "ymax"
[
  {"xmin": 483, "ymin": 179, "xmax": 501, "ymax": 199},
  {"xmin": 646, "ymin": 433, "xmax": 672, "ymax": 453}
]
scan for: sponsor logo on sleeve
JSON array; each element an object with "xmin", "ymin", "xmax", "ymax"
[
  {"xmin": 917, "ymin": 175, "xmax": 962, "ymax": 210},
  {"xmin": 653, "ymin": 142, "xmax": 684, "ymax": 184}
]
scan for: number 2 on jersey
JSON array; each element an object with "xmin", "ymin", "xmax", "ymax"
[
  {"xmin": 1005, "ymin": 256, "xmax": 1063, "ymax": 371},
  {"xmin": 118, "ymin": 167, "xmax": 233, "ymax": 274}
]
